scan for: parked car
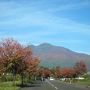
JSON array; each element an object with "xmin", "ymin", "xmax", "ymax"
[
  {"xmin": 75, "ymin": 77, "xmax": 85, "ymax": 80},
  {"xmin": 49, "ymin": 77, "xmax": 55, "ymax": 80}
]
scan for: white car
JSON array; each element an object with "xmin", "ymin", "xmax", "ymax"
[
  {"xmin": 75, "ymin": 77, "xmax": 85, "ymax": 80},
  {"xmin": 50, "ymin": 77, "xmax": 55, "ymax": 80}
]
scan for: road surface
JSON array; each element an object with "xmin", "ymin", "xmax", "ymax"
[{"xmin": 20, "ymin": 80, "xmax": 90, "ymax": 90}]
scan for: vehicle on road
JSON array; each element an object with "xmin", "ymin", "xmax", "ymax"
[{"xmin": 49, "ymin": 77, "xmax": 55, "ymax": 80}]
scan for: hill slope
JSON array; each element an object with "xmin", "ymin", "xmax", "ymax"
[{"xmin": 29, "ymin": 43, "xmax": 90, "ymax": 70}]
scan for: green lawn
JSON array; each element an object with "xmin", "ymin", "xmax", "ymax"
[
  {"xmin": 76, "ymin": 79, "xmax": 90, "ymax": 86},
  {"xmin": 73, "ymin": 74, "xmax": 90, "ymax": 86},
  {"xmin": 63, "ymin": 77, "xmax": 90, "ymax": 86},
  {"xmin": 0, "ymin": 81, "xmax": 20, "ymax": 90}
]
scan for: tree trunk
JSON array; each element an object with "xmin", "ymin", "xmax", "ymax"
[
  {"xmin": 21, "ymin": 73, "xmax": 24, "ymax": 86},
  {"xmin": 13, "ymin": 74, "xmax": 16, "ymax": 90}
]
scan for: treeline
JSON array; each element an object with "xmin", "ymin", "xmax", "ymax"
[
  {"xmin": 38, "ymin": 60, "xmax": 87, "ymax": 79},
  {"xmin": 0, "ymin": 38, "xmax": 88, "ymax": 85}
]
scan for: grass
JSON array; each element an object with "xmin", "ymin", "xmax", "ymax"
[
  {"xmin": 73, "ymin": 74, "xmax": 90, "ymax": 86},
  {"xmin": 0, "ymin": 74, "xmax": 36, "ymax": 90},
  {"xmin": 76, "ymin": 79, "xmax": 90, "ymax": 86},
  {"xmin": 62, "ymin": 77, "xmax": 90, "ymax": 86},
  {"xmin": 0, "ymin": 81, "xmax": 20, "ymax": 90}
]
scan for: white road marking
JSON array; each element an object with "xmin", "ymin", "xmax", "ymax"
[
  {"xmin": 46, "ymin": 80, "xmax": 58, "ymax": 90},
  {"xmin": 55, "ymin": 87, "xmax": 58, "ymax": 89}
]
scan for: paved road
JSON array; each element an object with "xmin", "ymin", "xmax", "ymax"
[{"xmin": 20, "ymin": 80, "xmax": 90, "ymax": 90}]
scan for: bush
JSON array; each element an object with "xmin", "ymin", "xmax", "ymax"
[{"xmin": 0, "ymin": 74, "xmax": 21, "ymax": 82}]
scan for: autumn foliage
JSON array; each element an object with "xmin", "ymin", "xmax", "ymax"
[
  {"xmin": 52, "ymin": 61, "xmax": 87, "ymax": 78},
  {"xmin": 38, "ymin": 61, "xmax": 87, "ymax": 79},
  {"xmin": 0, "ymin": 38, "xmax": 40, "ymax": 85},
  {"xmin": 0, "ymin": 38, "xmax": 88, "ymax": 84}
]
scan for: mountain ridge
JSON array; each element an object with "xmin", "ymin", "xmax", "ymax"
[{"xmin": 28, "ymin": 43, "xmax": 90, "ymax": 70}]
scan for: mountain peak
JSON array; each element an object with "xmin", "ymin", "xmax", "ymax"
[{"xmin": 38, "ymin": 43, "xmax": 53, "ymax": 47}]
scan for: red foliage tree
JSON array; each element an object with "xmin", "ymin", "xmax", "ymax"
[
  {"xmin": 44, "ymin": 68, "xmax": 51, "ymax": 78},
  {"xmin": 26, "ymin": 57, "xmax": 40, "ymax": 80},
  {"xmin": 75, "ymin": 61, "xmax": 87, "ymax": 75},
  {"xmin": 0, "ymin": 38, "xmax": 40, "ymax": 85}
]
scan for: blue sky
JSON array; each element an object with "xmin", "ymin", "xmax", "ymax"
[{"xmin": 0, "ymin": 0, "xmax": 90, "ymax": 54}]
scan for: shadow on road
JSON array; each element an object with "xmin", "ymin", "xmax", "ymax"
[{"xmin": 18, "ymin": 81, "xmax": 42, "ymax": 88}]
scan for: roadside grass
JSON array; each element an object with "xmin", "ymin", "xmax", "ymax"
[
  {"xmin": 0, "ymin": 81, "xmax": 20, "ymax": 90},
  {"xmin": 62, "ymin": 77, "xmax": 90, "ymax": 86},
  {"xmin": 73, "ymin": 74, "xmax": 90, "ymax": 86},
  {"xmin": 0, "ymin": 73, "xmax": 37, "ymax": 90},
  {"xmin": 75, "ymin": 79, "xmax": 90, "ymax": 86}
]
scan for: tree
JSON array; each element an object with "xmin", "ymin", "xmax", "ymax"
[
  {"xmin": 0, "ymin": 59, "xmax": 5, "ymax": 76},
  {"xmin": 0, "ymin": 38, "xmax": 40, "ymax": 85},
  {"xmin": 43, "ymin": 68, "xmax": 52, "ymax": 78},
  {"xmin": 54, "ymin": 66, "xmax": 62, "ymax": 78},
  {"xmin": 26, "ymin": 57, "xmax": 40, "ymax": 81},
  {"xmin": 74, "ymin": 61, "xmax": 87, "ymax": 75}
]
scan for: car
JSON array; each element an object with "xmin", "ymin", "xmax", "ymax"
[
  {"xmin": 75, "ymin": 77, "xmax": 85, "ymax": 80},
  {"xmin": 49, "ymin": 77, "xmax": 55, "ymax": 80}
]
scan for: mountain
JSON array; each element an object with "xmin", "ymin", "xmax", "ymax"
[{"xmin": 29, "ymin": 43, "xmax": 90, "ymax": 70}]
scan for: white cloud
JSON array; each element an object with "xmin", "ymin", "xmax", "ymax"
[
  {"xmin": 0, "ymin": 0, "xmax": 90, "ymax": 42},
  {"xmin": 0, "ymin": 0, "xmax": 90, "ymax": 54}
]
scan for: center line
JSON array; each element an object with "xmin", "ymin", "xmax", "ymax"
[
  {"xmin": 55, "ymin": 87, "xmax": 58, "ymax": 90},
  {"xmin": 46, "ymin": 80, "xmax": 58, "ymax": 90}
]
